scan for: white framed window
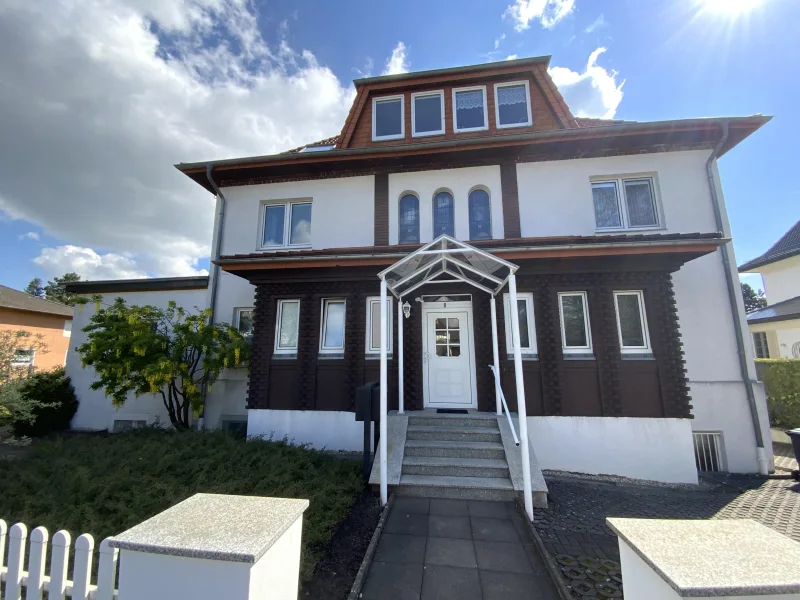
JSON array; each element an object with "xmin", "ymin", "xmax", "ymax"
[
  {"xmin": 12, "ymin": 348, "xmax": 34, "ymax": 365},
  {"xmin": 260, "ymin": 200, "xmax": 312, "ymax": 249},
  {"xmin": 752, "ymin": 332, "xmax": 770, "ymax": 359},
  {"xmin": 494, "ymin": 80, "xmax": 532, "ymax": 129},
  {"xmin": 613, "ymin": 291, "xmax": 651, "ymax": 354},
  {"xmin": 591, "ymin": 177, "xmax": 660, "ymax": 230},
  {"xmin": 233, "ymin": 308, "xmax": 254, "ymax": 338},
  {"xmin": 274, "ymin": 300, "xmax": 300, "ymax": 354},
  {"xmin": 503, "ymin": 293, "xmax": 536, "ymax": 356},
  {"xmin": 366, "ymin": 297, "xmax": 393, "ymax": 355},
  {"xmin": 372, "ymin": 95, "xmax": 404, "ymax": 141},
  {"xmin": 320, "ymin": 298, "xmax": 346, "ymax": 354},
  {"xmin": 453, "ymin": 86, "xmax": 488, "ymax": 133},
  {"xmin": 558, "ymin": 292, "xmax": 592, "ymax": 354},
  {"xmin": 411, "ymin": 90, "xmax": 445, "ymax": 137}
]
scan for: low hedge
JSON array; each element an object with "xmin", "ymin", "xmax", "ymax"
[
  {"xmin": 756, "ymin": 359, "xmax": 800, "ymax": 430},
  {"xmin": 12, "ymin": 368, "xmax": 79, "ymax": 437}
]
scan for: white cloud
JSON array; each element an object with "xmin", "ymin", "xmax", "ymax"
[
  {"xmin": 382, "ymin": 42, "xmax": 409, "ymax": 75},
  {"xmin": 503, "ymin": 0, "xmax": 575, "ymax": 31},
  {"xmin": 506, "ymin": 54, "xmax": 519, "ymax": 60},
  {"xmin": 0, "ymin": 0, "xmax": 359, "ymax": 279},
  {"xmin": 494, "ymin": 34, "xmax": 506, "ymax": 50},
  {"xmin": 585, "ymin": 14, "xmax": 606, "ymax": 33},
  {"xmin": 549, "ymin": 48, "xmax": 624, "ymax": 119},
  {"xmin": 19, "ymin": 231, "xmax": 39, "ymax": 241}
]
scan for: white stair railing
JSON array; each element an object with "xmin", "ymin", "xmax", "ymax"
[
  {"xmin": 0, "ymin": 519, "xmax": 118, "ymax": 600},
  {"xmin": 488, "ymin": 365, "xmax": 519, "ymax": 446}
]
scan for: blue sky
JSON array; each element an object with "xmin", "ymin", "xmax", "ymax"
[{"xmin": 0, "ymin": 0, "xmax": 797, "ymax": 293}]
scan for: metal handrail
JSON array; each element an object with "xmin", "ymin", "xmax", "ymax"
[{"xmin": 488, "ymin": 365, "xmax": 520, "ymax": 446}]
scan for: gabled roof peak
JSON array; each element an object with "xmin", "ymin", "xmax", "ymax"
[{"xmin": 739, "ymin": 219, "xmax": 800, "ymax": 272}]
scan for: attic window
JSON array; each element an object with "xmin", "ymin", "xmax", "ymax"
[
  {"xmin": 495, "ymin": 81, "xmax": 532, "ymax": 129},
  {"xmin": 299, "ymin": 145, "xmax": 335, "ymax": 153},
  {"xmin": 372, "ymin": 95, "xmax": 404, "ymax": 141},
  {"xmin": 453, "ymin": 86, "xmax": 488, "ymax": 132},
  {"xmin": 411, "ymin": 90, "xmax": 444, "ymax": 137}
]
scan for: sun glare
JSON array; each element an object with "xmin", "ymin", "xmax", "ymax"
[{"xmin": 698, "ymin": 0, "xmax": 764, "ymax": 16}]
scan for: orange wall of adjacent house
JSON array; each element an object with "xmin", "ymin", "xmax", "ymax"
[{"xmin": 0, "ymin": 308, "xmax": 72, "ymax": 371}]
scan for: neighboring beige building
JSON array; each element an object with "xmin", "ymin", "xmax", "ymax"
[
  {"xmin": 739, "ymin": 220, "xmax": 800, "ymax": 359},
  {"xmin": 0, "ymin": 285, "xmax": 74, "ymax": 371}
]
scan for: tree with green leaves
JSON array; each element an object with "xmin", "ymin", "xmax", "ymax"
[
  {"xmin": 0, "ymin": 329, "xmax": 49, "ymax": 430},
  {"xmin": 76, "ymin": 298, "xmax": 250, "ymax": 430},
  {"xmin": 741, "ymin": 282, "xmax": 767, "ymax": 314},
  {"xmin": 24, "ymin": 278, "xmax": 45, "ymax": 298},
  {"xmin": 44, "ymin": 272, "xmax": 82, "ymax": 306}
]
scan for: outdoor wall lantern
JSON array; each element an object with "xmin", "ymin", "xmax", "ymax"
[{"xmin": 402, "ymin": 301, "xmax": 411, "ymax": 319}]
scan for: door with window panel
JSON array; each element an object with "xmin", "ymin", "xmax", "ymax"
[{"xmin": 423, "ymin": 310, "xmax": 476, "ymax": 408}]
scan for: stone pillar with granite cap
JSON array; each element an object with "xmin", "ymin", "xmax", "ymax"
[
  {"xmin": 606, "ymin": 518, "xmax": 800, "ymax": 600},
  {"xmin": 110, "ymin": 493, "xmax": 309, "ymax": 600}
]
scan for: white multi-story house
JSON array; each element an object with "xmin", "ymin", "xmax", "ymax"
[
  {"xmin": 65, "ymin": 56, "xmax": 773, "ymax": 497},
  {"xmin": 739, "ymin": 221, "xmax": 800, "ymax": 359}
]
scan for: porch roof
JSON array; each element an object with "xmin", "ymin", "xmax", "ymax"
[{"xmin": 378, "ymin": 235, "xmax": 516, "ymax": 298}]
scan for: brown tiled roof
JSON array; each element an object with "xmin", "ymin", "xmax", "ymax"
[
  {"xmin": 739, "ymin": 220, "xmax": 800, "ymax": 272},
  {"xmin": 218, "ymin": 232, "xmax": 724, "ymax": 263},
  {"xmin": 283, "ymin": 135, "xmax": 341, "ymax": 154},
  {"xmin": 0, "ymin": 285, "xmax": 73, "ymax": 317}
]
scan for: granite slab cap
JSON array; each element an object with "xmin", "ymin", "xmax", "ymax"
[
  {"xmin": 109, "ymin": 493, "xmax": 309, "ymax": 563},
  {"xmin": 607, "ymin": 518, "xmax": 800, "ymax": 597}
]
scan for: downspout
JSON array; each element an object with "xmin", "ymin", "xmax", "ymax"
[
  {"xmin": 197, "ymin": 164, "xmax": 227, "ymax": 430},
  {"xmin": 705, "ymin": 121, "xmax": 768, "ymax": 475}
]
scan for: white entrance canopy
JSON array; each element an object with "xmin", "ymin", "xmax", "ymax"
[
  {"xmin": 379, "ymin": 235, "xmax": 518, "ymax": 298},
  {"xmin": 375, "ymin": 235, "xmax": 535, "ymax": 521}
]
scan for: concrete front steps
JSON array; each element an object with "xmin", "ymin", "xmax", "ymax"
[{"xmin": 397, "ymin": 413, "xmax": 516, "ymax": 501}]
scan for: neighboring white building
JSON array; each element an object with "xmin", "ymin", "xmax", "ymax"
[
  {"xmin": 65, "ymin": 56, "xmax": 774, "ymax": 484},
  {"xmin": 739, "ymin": 220, "xmax": 800, "ymax": 360}
]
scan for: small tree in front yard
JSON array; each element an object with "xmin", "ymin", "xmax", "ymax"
[{"xmin": 76, "ymin": 298, "xmax": 250, "ymax": 430}]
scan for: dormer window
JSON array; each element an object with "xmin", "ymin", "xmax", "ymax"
[
  {"xmin": 453, "ymin": 86, "xmax": 488, "ymax": 132},
  {"xmin": 494, "ymin": 81, "xmax": 532, "ymax": 129},
  {"xmin": 411, "ymin": 90, "xmax": 445, "ymax": 137},
  {"xmin": 372, "ymin": 95, "xmax": 404, "ymax": 141}
]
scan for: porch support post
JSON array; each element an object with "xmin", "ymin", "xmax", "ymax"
[
  {"xmin": 398, "ymin": 298, "xmax": 404, "ymax": 414},
  {"xmin": 379, "ymin": 278, "xmax": 389, "ymax": 506},
  {"xmin": 508, "ymin": 273, "xmax": 533, "ymax": 521},
  {"xmin": 490, "ymin": 296, "xmax": 502, "ymax": 416}
]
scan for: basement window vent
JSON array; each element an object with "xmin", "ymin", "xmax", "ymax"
[
  {"xmin": 693, "ymin": 431, "xmax": 726, "ymax": 473},
  {"xmin": 112, "ymin": 419, "xmax": 147, "ymax": 433}
]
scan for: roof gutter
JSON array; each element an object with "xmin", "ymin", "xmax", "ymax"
[
  {"xmin": 198, "ymin": 164, "xmax": 228, "ymax": 430},
  {"xmin": 705, "ymin": 120, "xmax": 768, "ymax": 475}
]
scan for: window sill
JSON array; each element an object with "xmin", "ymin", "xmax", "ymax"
[
  {"xmin": 372, "ymin": 134, "xmax": 405, "ymax": 142},
  {"xmin": 505, "ymin": 354, "xmax": 538, "ymax": 361},
  {"xmin": 411, "ymin": 130, "xmax": 445, "ymax": 138},
  {"xmin": 621, "ymin": 353, "xmax": 655, "ymax": 360},
  {"xmin": 454, "ymin": 126, "xmax": 489, "ymax": 134},
  {"xmin": 256, "ymin": 245, "xmax": 312, "ymax": 253},
  {"xmin": 496, "ymin": 122, "xmax": 532, "ymax": 130},
  {"xmin": 272, "ymin": 353, "xmax": 298, "ymax": 360},
  {"xmin": 318, "ymin": 353, "xmax": 345, "ymax": 360},
  {"xmin": 563, "ymin": 353, "xmax": 595, "ymax": 361},
  {"xmin": 366, "ymin": 354, "xmax": 394, "ymax": 360},
  {"xmin": 594, "ymin": 226, "xmax": 665, "ymax": 235}
]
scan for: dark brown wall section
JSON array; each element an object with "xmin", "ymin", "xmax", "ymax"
[
  {"xmin": 499, "ymin": 161, "xmax": 521, "ymax": 238},
  {"xmin": 374, "ymin": 173, "xmax": 389, "ymax": 246},
  {"xmin": 246, "ymin": 265, "xmax": 692, "ymax": 420}
]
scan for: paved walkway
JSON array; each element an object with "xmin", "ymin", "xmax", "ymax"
[{"xmin": 361, "ymin": 497, "xmax": 560, "ymax": 600}]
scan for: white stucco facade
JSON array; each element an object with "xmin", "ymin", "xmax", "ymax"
[
  {"xmin": 759, "ymin": 255, "xmax": 800, "ymax": 305},
  {"xmin": 247, "ymin": 409, "xmax": 365, "ymax": 451},
  {"xmin": 750, "ymin": 319, "xmax": 800, "ymax": 359}
]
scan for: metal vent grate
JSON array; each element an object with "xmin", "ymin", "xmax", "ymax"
[{"xmin": 693, "ymin": 431, "xmax": 726, "ymax": 472}]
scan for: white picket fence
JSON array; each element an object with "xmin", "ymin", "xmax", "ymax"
[{"xmin": 0, "ymin": 520, "xmax": 118, "ymax": 600}]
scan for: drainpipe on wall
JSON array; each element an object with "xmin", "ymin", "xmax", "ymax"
[
  {"xmin": 196, "ymin": 164, "xmax": 228, "ymax": 430},
  {"xmin": 705, "ymin": 121, "xmax": 768, "ymax": 475}
]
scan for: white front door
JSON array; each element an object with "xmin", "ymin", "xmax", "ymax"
[{"xmin": 422, "ymin": 303, "xmax": 477, "ymax": 408}]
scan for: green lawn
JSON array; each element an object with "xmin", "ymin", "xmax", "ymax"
[{"xmin": 0, "ymin": 429, "xmax": 364, "ymax": 580}]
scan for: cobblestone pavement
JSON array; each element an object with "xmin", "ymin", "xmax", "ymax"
[
  {"xmin": 532, "ymin": 473, "xmax": 800, "ymax": 599},
  {"xmin": 774, "ymin": 442, "xmax": 799, "ymax": 473}
]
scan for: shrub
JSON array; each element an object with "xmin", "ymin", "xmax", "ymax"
[
  {"xmin": 12, "ymin": 368, "xmax": 79, "ymax": 437},
  {"xmin": 0, "ymin": 379, "xmax": 40, "ymax": 430},
  {"xmin": 756, "ymin": 359, "xmax": 800, "ymax": 430}
]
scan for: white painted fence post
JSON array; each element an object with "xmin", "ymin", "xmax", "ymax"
[
  {"xmin": 49, "ymin": 531, "xmax": 72, "ymax": 600},
  {"xmin": 96, "ymin": 538, "xmax": 119, "ymax": 600},
  {"xmin": 72, "ymin": 534, "xmax": 95, "ymax": 600},
  {"xmin": 26, "ymin": 526, "xmax": 49, "ymax": 600},
  {"xmin": 6, "ymin": 523, "xmax": 28, "ymax": 600}
]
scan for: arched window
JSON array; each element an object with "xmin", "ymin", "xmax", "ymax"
[
  {"xmin": 398, "ymin": 194, "xmax": 420, "ymax": 244},
  {"xmin": 468, "ymin": 188, "xmax": 492, "ymax": 240},
  {"xmin": 432, "ymin": 191, "xmax": 455, "ymax": 238}
]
